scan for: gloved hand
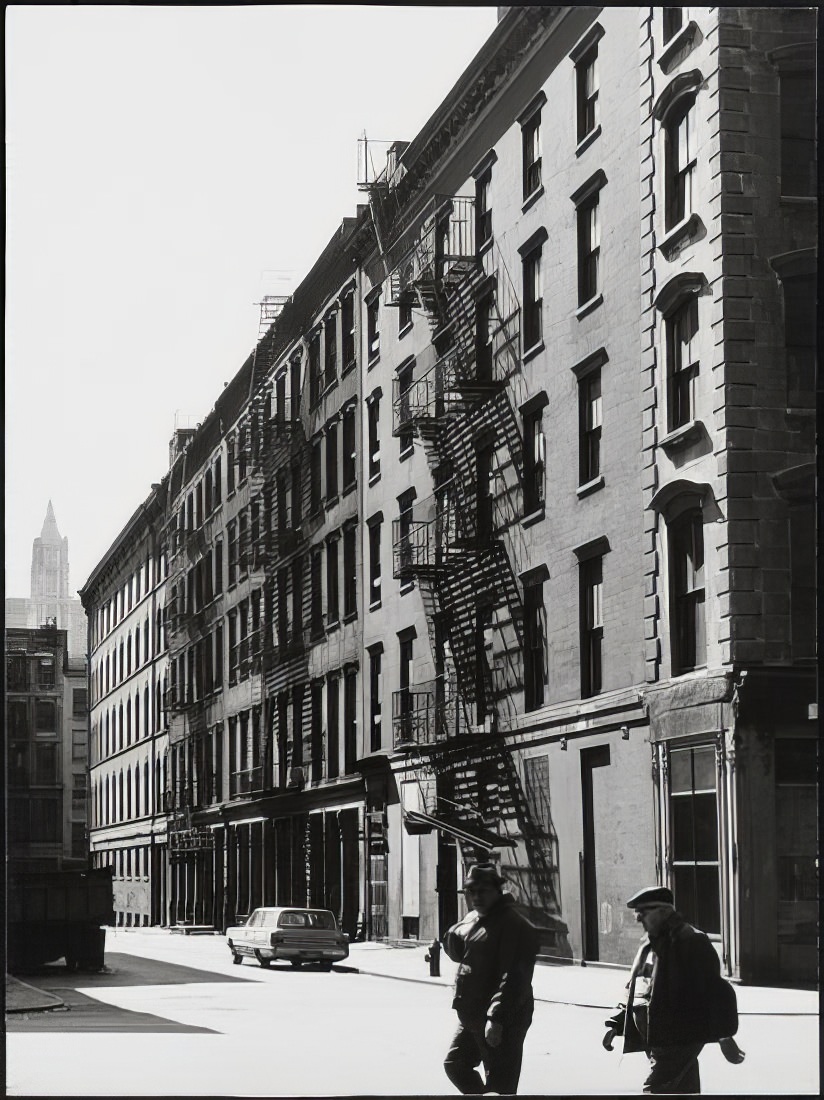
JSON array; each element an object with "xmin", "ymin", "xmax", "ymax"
[
  {"xmin": 602, "ymin": 1027, "xmax": 618, "ymax": 1052},
  {"xmin": 719, "ymin": 1037, "xmax": 745, "ymax": 1064},
  {"xmin": 485, "ymin": 1020, "xmax": 503, "ymax": 1048}
]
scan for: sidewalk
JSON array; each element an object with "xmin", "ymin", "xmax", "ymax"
[
  {"xmin": 5, "ymin": 974, "xmax": 65, "ymax": 1014},
  {"xmin": 346, "ymin": 941, "xmax": 819, "ymax": 1016}
]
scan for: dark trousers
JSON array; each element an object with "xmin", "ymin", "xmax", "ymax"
[
  {"xmin": 444, "ymin": 1014, "xmax": 532, "ymax": 1095},
  {"xmin": 644, "ymin": 1043, "xmax": 704, "ymax": 1094}
]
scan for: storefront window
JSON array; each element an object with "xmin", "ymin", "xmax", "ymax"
[{"xmin": 669, "ymin": 743, "xmax": 720, "ymax": 935}]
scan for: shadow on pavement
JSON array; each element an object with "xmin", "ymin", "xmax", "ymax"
[
  {"xmin": 11, "ymin": 952, "xmax": 246, "ymax": 988},
  {"xmin": 5, "ymin": 986, "xmax": 219, "ymax": 1033}
]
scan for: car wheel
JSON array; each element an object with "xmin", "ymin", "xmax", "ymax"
[
  {"xmin": 318, "ymin": 962, "xmax": 333, "ymax": 972},
  {"xmin": 259, "ymin": 957, "xmax": 272, "ymax": 968},
  {"xmin": 290, "ymin": 960, "xmax": 304, "ymax": 969},
  {"xmin": 231, "ymin": 952, "xmax": 243, "ymax": 965}
]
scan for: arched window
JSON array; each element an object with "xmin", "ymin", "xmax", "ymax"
[
  {"xmin": 118, "ymin": 703, "xmax": 124, "ymax": 750},
  {"xmin": 119, "ymin": 641, "xmax": 124, "ymax": 682},
  {"xmin": 134, "ymin": 692, "xmax": 140, "ymax": 740},
  {"xmin": 143, "ymin": 761, "xmax": 150, "ymax": 815},
  {"xmin": 127, "ymin": 634, "xmax": 132, "ymax": 675},
  {"xmin": 105, "ymin": 776, "xmax": 110, "ymax": 824},
  {"xmin": 135, "ymin": 625, "xmax": 141, "ymax": 667},
  {"xmin": 143, "ymin": 685, "xmax": 150, "ymax": 737},
  {"xmin": 653, "ymin": 71, "xmax": 703, "ymax": 234},
  {"xmin": 143, "ymin": 617, "xmax": 150, "ymax": 663},
  {"xmin": 118, "ymin": 771, "xmax": 124, "ymax": 822},
  {"xmin": 154, "ymin": 758, "xmax": 161, "ymax": 813},
  {"xmin": 105, "ymin": 654, "xmax": 111, "ymax": 692},
  {"xmin": 126, "ymin": 698, "xmax": 132, "ymax": 745},
  {"xmin": 126, "ymin": 768, "xmax": 132, "ymax": 819},
  {"xmin": 105, "ymin": 711, "xmax": 110, "ymax": 757}
]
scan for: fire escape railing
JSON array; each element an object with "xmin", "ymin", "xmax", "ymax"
[
  {"xmin": 391, "ymin": 678, "xmax": 468, "ymax": 749},
  {"xmin": 386, "ymin": 196, "xmax": 476, "ymax": 307}
]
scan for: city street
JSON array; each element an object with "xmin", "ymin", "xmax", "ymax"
[{"xmin": 6, "ymin": 929, "xmax": 819, "ymax": 1096}]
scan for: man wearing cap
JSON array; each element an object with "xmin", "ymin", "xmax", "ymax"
[
  {"xmin": 440, "ymin": 862, "xmax": 539, "ymax": 1095},
  {"xmin": 602, "ymin": 885, "xmax": 743, "ymax": 1094}
]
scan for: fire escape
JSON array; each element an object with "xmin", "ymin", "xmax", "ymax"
[{"xmin": 387, "ymin": 197, "xmax": 564, "ymax": 938}]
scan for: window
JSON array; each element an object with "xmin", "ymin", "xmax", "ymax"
[
  {"xmin": 665, "ymin": 100, "xmax": 696, "ymax": 230},
  {"xmin": 277, "ymin": 568, "xmax": 288, "ymax": 649},
  {"xmin": 577, "ymin": 194, "xmax": 600, "ymax": 306},
  {"xmin": 35, "ymin": 743, "xmax": 58, "ymax": 784},
  {"xmin": 9, "ymin": 700, "xmax": 29, "ymax": 738},
  {"xmin": 73, "ymin": 688, "xmax": 87, "ymax": 717},
  {"xmin": 523, "ymin": 575, "xmax": 547, "ymax": 710},
  {"xmin": 7, "ymin": 654, "xmax": 27, "ymax": 690},
  {"xmin": 521, "ymin": 237, "xmax": 544, "ymax": 352},
  {"xmin": 311, "ymin": 437, "xmax": 323, "ymax": 513},
  {"xmin": 521, "ymin": 102, "xmax": 543, "ymax": 199},
  {"xmin": 397, "ymin": 491, "xmax": 416, "ymax": 589},
  {"xmin": 291, "ymin": 557, "xmax": 304, "ymax": 640},
  {"xmin": 291, "ymin": 684, "xmax": 304, "ymax": 768},
  {"xmin": 474, "ymin": 608, "xmax": 493, "ymax": 724},
  {"xmin": 326, "ymin": 535, "xmax": 339, "ymax": 626},
  {"xmin": 778, "ymin": 65, "xmax": 816, "ymax": 197},
  {"xmin": 344, "ymin": 668, "xmax": 357, "ymax": 774},
  {"xmin": 523, "ymin": 401, "xmax": 547, "ymax": 515},
  {"xmin": 667, "ymin": 296, "xmax": 699, "ymax": 429},
  {"xmin": 327, "ymin": 674, "xmax": 340, "ymax": 779},
  {"xmin": 368, "ymin": 516, "xmax": 382, "ymax": 608},
  {"xmin": 342, "ymin": 404, "xmax": 356, "ymax": 490},
  {"xmin": 309, "ymin": 331, "xmax": 321, "ymax": 406},
  {"xmin": 38, "ymin": 657, "xmax": 55, "ymax": 688},
  {"xmin": 227, "ymin": 520, "xmax": 239, "ymax": 587},
  {"xmin": 670, "ymin": 508, "xmax": 706, "ymax": 673},
  {"xmin": 30, "ymin": 797, "xmax": 60, "ymax": 842},
  {"xmin": 310, "ymin": 548, "xmax": 324, "ymax": 637},
  {"xmin": 475, "ymin": 444, "xmax": 495, "ymax": 543},
  {"xmin": 326, "ymin": 419, "xmax": 339, "ymax": 502},
  {"xmin": 214, "ymin": 456, "xmax": 222, "ymax": 505},
  {"xmin": 578, "ymin": 370, "xmax": 602, "ymax": 485},
  {"xmin": 366, "ymin": 290, "xmax": 381, "ymax": 362},
  {"xmin": 775, "ymin": 264, "xmax": 816, "ymax": 408},
  {"xmin": 36, "ymin": 699, "xmax": 56, "ymax": 732},
  {"xmin": 290, "ymin": 357, "xmax": 302, "ymax": 420},
  {"xmin": 341, "ymin": 290, "xmax": 356, "ymax": 371},
  {"xmin": 475, "ymin": 170, "xmax": 492, "ymax": 250},
  {"xmin": 310, "ymin": 681, "xmax": 324, "ymax": 783},
  {"xmin": 324, "ymin": 312, "xmax": 337, "ymax": 388},
  {"xmin": 576, "ymin": 44, "xmax": 599, "ymax": 144},
  {"xmin": 398, "ymin": 298, "xmax": 413, "ymax": 334},
  {"xmin": 368, "ymin": 644, "xmax": 383, "ymax": 752},
  {"xmin": 291, "ymin": 464, "xmax": 303, "ymax": 529},
  {"xmin": 398, "ymin": 631, "xmax": 414, "ymax": 741},
  {"xmin": 580, "ymin": 556, "xmax": 604, "ymax": 698},
  {"xmin": 343, "ymin": 525, "xmax": 357, "ymax": 618},
  {"xmin": 475, "ymin": 294, "xmax": 494, "ymax": 382},
  {"xmin": 367, "ymin": 392, "xmax": 381, "ymax": 479},
  {"xmin": 227, "ymin": 437, "xmax": 236, "ymax": 494},
  {"xmin": 669, "ymin": 744, "xmax": 720, "ymax": 935},
  {"xmin": 214, "ymin": 538, "xmax": 224, "ymax": 595},
  {"xmin": 397, "ymin": 363, "xmax": 414, "ymax": 457},
  {"xmin": 662, "ymin": 7, "xmax": 684, "ymax": 42}
]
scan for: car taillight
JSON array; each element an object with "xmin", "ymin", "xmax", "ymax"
[{"xmin": 270, "ymin": 932, "xmax": 283, "ymax": 947}]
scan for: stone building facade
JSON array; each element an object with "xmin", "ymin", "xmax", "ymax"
[{"xmin": 78, "ymin": 7, "xmax": 816, "ymax": 983}]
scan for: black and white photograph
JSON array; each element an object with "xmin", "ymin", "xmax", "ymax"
[{"xmin": 5, "ymin": 5, "xmax": 818, "ymax": 1096}]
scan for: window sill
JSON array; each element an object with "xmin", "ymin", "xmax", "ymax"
[
  {"xmin": 576, "ymin": 293, "xmax": 603, "ymax": 320},
  {"xmin": 399, "ymin": 447, "xmax": 414, "ymax": 463},
  {"xmin": 400, "ymin": 581, "xmax": 415, "ymax": 595},
  {"xmin": 659, "ymin": 20, "xmax": 700, "ymax": 72},
  {"xmin": 326, "ymin": 620, "xmax": 341, "ymax": 634},
  {"xmin": 575, "ymin": 124, "xmax": 601, "ymax": 157},
  {"xmin": 779, "ymin": 194, "xmax": 817, "ymax": 205},
  {"xmin": 342, "ymin": 611, "xmax": 358, "ymax": 625},
  {"xmin": 369, "ymin": 599, "xmax": 382, "ymax": 612},
  {"xmin": 368, "ymin": 352, "xmax": 381, "ymax": 370},
  {"xmin": 325, "ymin": 495, "xmax": 339, "ymax": 509},
  {"xmin": 522, "ymin": 340, "xmax": 545, "ymax": 365},
  {"xmin": 342, "ymin": 480, "xmax": 357, "ymax": 499},
  {"xmin": 577, "ymin": 475, "xmax": 605, "ymax": 498},
  {"xmin": 659, "ymin": 419, "xmax": 704, "ymax": 452},
  {"xmin": 522, "ymin": 185, "xmax": 545, "ymax": 214},
  {"xmin": 342, "ymin": 359, "xmax": 357, "ymax": 379},
  {"xmin": 521, "ymin": 506, "xmax": 545, "ymax": 529},
  {"xmin": 323, "ymin": 378, "xmax": 339, "ymax": 399},
  {"xmin": 398, "ymin": 322, "xmax": 413, "ymax": 340},
  {"xmin": 659, "ymin": 213, "xmax": 704, "ymax": 259},
  {"xmin": 368, "ymin": 470, "xmax": 381, "ymax": 486}
]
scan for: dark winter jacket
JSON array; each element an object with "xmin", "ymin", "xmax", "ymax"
[
  {"xmin": 605, "ymin": 912, "xmax": 722, "ymax": 1052},
  {"xmin": 442, "ymin": 893, "xmax": 539, "ymax": 1027}
]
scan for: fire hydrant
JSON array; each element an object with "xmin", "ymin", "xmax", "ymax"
[{"xmin": 425, "ymin": 937, "xmax": 441, "ymax": 977}]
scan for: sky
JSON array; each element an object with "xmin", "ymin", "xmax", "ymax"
[{"xmin": 5, "ymin": 4, "xmax": 499, "ymax": 599}]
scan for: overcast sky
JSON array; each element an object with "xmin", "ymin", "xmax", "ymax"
[{"xmin": 5, "ymin": 4, "xmax": 498, "ymax": 599}]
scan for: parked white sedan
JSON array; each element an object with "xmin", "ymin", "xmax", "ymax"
[{"xmin": 226, "ymin": 907, "xmax": 349, "ymax": 970}]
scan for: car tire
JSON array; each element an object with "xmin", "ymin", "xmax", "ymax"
[
  {"xmin": 259, "ymin": 958, "xmax": 272, "ymax": 968},
  {"xmin": 318, "ymin": 962, "xmax": 334, "ymax": 972},
  {"xmin": 290, "ymin": 960, "xmax": 304, "ymax": 969},
  {"xmin": 231, "ymin": 952, "xmax": 243, "ymax": 965}
]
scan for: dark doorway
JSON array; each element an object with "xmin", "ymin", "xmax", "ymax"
[{"xmin": 580, "ymin": 744, "xmax": 610, "ymax": 961}]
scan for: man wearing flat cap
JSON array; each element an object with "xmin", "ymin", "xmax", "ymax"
[
  {"xmin": 603, "ymin": 885, "xmax": 743, "ymax": 1093},
  {"xmin": 441, "ymin": 862, "xmax": 539, "ymax": 1094}
]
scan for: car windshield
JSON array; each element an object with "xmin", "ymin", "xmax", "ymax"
[{"xmin": 277, "ymin": 910, "xmax": 337, "ymax": 930}]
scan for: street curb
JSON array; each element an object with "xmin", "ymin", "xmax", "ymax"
[{"xmin": 5, "ymin": 975, "xmax": 65, "ymax": 1014}]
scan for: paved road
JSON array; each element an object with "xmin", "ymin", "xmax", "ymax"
[{"xmin": 6, "ymin": 932, "xmax": 819, "ymax": 1096}]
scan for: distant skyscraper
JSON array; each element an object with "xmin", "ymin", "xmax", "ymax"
[{"xmin": 5, "ymin": 502, "xmax": 87, "ymax": 656}]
